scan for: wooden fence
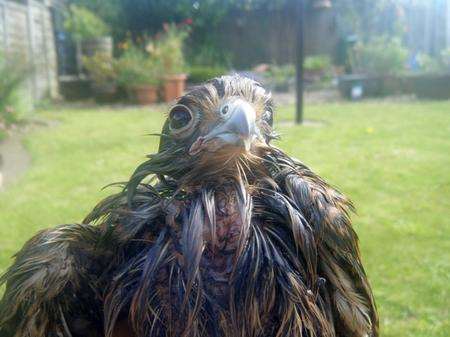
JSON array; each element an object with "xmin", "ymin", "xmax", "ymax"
[
  {"xmin": 0, "ymin": 0, "xmax": 58, "ymax": 102},
  {"xmin": 404, "ymin": 0, "xmax": 450, "ymax": 57},
  {"xmin": 216, "ymin": 5, "xmax": 337, "ymax": 68}
]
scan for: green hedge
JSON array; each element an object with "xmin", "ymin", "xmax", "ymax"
[{"xmin": 188, "ymin": 66, "xmax": 228, "ymax": 84}]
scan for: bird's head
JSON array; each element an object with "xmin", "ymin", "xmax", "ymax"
[{"xmin": 129, "ymin": 75, "xmax": 275, "ymax": 192}]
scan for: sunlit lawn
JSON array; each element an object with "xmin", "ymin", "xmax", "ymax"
[{"xmin": 0, "ymin": 100, "xmax": 449, "ymax": 336}]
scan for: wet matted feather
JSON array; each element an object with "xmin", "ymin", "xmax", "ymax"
[{"xmin": 0, "ymin": 75, "xmax": 378, "ymax": 337}]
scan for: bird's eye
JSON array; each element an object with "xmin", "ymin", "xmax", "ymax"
[
  {"xmin": 220, "ymin": 105, "xmax": 229, "ymax": 116},
  {"xmin": 169, "ymin": 104, "xmax": 193, "ymax": 132}
]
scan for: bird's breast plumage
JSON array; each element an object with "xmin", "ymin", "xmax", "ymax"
[
  {"xmin": 165, "ymin": 183, "xmax": 244, "ymax": 307},
  {"xmin": 200, "ymin": 184, "xmax": 243, "ymax": 305}
]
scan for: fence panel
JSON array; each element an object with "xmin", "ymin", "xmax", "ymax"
[{"xmin": 0, "ymin": 0, "xmax": 58, "ymax": 102}]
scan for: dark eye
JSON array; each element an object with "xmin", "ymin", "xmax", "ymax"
[
  {"xmin": 169, "ymin": 105, "xmax": 193, "ymax": 131},
  {"xmin": 220, "ymin": 105, "xmax": 229, "ymax": 116}
]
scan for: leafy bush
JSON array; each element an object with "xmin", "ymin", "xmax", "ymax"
[
  {"xmin": 441, "ymin": 49, "xmax": 450, "ymax": 69},
  {"xmin": 0, "ymin": 54, "xmax": 29, "ymax": 128},
  {"xmin": 416, "ymin": 49, "xmax": 450, "ymax": 74},
  {"xmin": 416, "ymin": 54, "xmax": 441, "ymax": 74},
  {"xmin": 188, "ymin": 66, "xmax": 227, "ymax": 83},
  {"xmin": 187, "ymin": 44, "xmax": 232, "ymax": 69},
  {"xmin": 82, "ymin": 53, "xmax": 117, "ymax": 86},
  {"xmin": 264, "ymin": 64, "xmax": 295, "ymax": 92},
  {"xmin": 64, "ymin": 5, "xmax": 109, "ymax": 41},
  {"xmin": 115, "ymin": 45, "xmax": 162, "ymax": 88},
  {"xmin": 304, "ymin": 55, "xmax": 332, "ymax": 73},
  {"xmin": 351, "ymin": 36, "xmax": 408, "ymax": 76},
  {"xmin": 153, "ymin": 23, "xmax": 189, "ymax": 75}
]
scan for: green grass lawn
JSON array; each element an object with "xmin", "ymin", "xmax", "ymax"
[{"xmin": 0, "ymin": 100, "xmax": 449, "ymax": 336}]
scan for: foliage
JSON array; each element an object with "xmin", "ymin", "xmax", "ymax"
[
  {"xmin": 351, "ymin": 36, "xmax": 408, "ymax": 76},
  {"xmin": 64, "ymin": 1, "xmax": 289, "ymax": 68},
  {"xmin": 441, "ymin": 48, "xmax": 450, "ymax": 69},
  {"xmin": 187, "ymin": 44, "xmax": 232, "ymax": 68},
  {"xmin": 188, "ymin": 66, "xmax": 228, "ymax": 83},
  {"xmin": 263, "ymin": 58, "xmax": 334, "ymax": 89},
  {"xmin": 416, "ymin": 54, "xmax": 440, "ymax": 74},
  {"xmin": 1, "ymin": 100, "xmax": 449, "ymax": 337},
  {"xmin": 153, "ymin": 23, "xmax": 189, "ymax": 75},
  {"xmin": 269, "ymin": 64, "xmax": 296, "ymax": 79},
  {"xmin": 115, "ymin": 44, "xmax": 162, "ymax": 87},
  {"xmin": 264, "ymin": 64, "xmax": 295, "ymax": 92},
  {"xmin": 0, "ymin": 54, "xmax": 29, "ymax": 127},
  {"xmin": 119, "ymin": 0, "xmax": 287, "ymax": 37},
  {"xmin": 304, "ymin": 55, "xmax": 332, "ymax": 73},
  {"xmin": 64, "ymin": 5, "xmax": 109, "ymax": 42},
  {"xmin": 82, "ymin": 53, "xmax": 117, "ymax": 86},
  {"xmin": 68, "ymin": 0, "xmax": 123, "ymax": 37},
  {"xmin": 416, "ymin": 49, "xmax": 450, "ymax": 74}
]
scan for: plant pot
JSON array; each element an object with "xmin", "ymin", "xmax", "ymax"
[
  {"xmin": 134, "ymin": 85, "xmax": 158, "ymax": 105},
  {"xmin": 163, "ymin": 74, "xmax": 187, "ymax": 102},
  {"xmin": 81, "ymin": 36, "xmax": 113, "ymax": 58}
]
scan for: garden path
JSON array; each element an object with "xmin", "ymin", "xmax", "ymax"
[{"xmin": 0, "ymin": 132, "xmax": 30, "ymax": 191}]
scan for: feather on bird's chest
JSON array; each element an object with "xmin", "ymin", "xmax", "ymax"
[
  {"xmin": 170, "ymin": 184, "xmax": 245, "ymax": 305},
  {"xmin": 105, "ymin": 170, "xmax": 376, "ymax": 337}
]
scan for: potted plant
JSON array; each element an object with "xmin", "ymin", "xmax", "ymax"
[
  {"xmin": 64, "ymin": 5, "xmax": 113, "ymax": 69},
  {"xmin": 115, "ymin": 45, "xmax": 162, "ymax": 105},
  {"xmin": 304, "ymin": 55, "xmax": 332, "ymax": 83},
  {"xmin": 82, "ymin": 52, "xmax": 117, "ymax": 102},
  {"xmin": 155, "ymin": 23, "xmax": 189, "ymax": 102}
]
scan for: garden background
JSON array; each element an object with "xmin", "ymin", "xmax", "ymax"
[{"xmin": 0, "ymin": 1, "xmax": 449, "ymax": 337}]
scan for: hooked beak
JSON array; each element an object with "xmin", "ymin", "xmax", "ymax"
[{"xmin": 189, "ymin": 99, "xmax": 257, "ymax": 155}]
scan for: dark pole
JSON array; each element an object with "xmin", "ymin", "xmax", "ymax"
[{"xmin": 295, "ymin": 0, "xmax": 305, "ymax": 124}]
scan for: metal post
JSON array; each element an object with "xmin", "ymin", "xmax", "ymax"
[{"xmin": 295, "ymin": 0, "xmax": 305, "ymax": 124}]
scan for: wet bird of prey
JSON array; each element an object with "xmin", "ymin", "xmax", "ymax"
[{"xmin": 0, "ymin": 75, "xmax": 378, "ymax": 337}]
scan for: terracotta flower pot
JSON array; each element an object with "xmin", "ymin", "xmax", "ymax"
[
  {"xmin": 163, "ymin": 74, "xmax": 187, "ymax": 102},
  {"xmin": 134, "ymin": 85, "xmax": 158, "ymax": 105}
]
